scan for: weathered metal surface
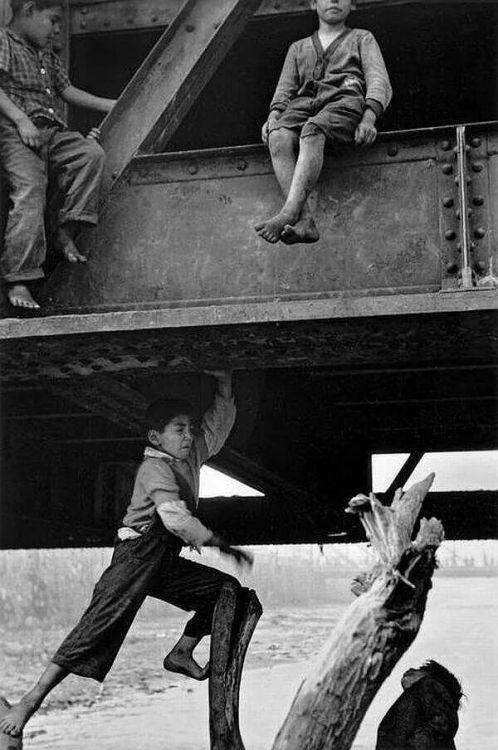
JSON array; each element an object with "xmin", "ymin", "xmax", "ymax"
[
  {"xmin": 40, "ymin": 128, "xmax": 456, "ymax": 311},
  {"xmin": 37, "ymin": 125, "xmax": 498, "ymax": 312},
  {"xmin": 94, "ymin": 0, "xmax": 261, "ymax": 192},
  {"xmin": 0, "ymin": 301, "xmax": 497, "ymax": 381},
  {"xmin": 66, "ymin": 0, "xmax": 488, "ymax": 35}
]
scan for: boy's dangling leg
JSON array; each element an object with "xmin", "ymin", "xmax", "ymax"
[
  {"xmin": 0, "ymin": 663, "xmax": 68, "ymax": 737},
  {"xmin": 255, "ymin": 127, "xmax": 324, "ymax": 244},
  {"xmin": 55, "ymin": 220, "xmax": 87, "ymax": 264}
]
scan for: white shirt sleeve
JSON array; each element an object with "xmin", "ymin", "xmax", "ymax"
[{"xmin": 195, "ymin": 393, "xmax": 236, "ymax": 463}]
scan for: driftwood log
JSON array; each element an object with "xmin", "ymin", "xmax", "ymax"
[
  {"xmin": 209, "ymin": 583, "xmax": 263, "ymax": 750},
  {"xmin": 272, "ymin": 473, "xmax": 444, "ymax": 750}
]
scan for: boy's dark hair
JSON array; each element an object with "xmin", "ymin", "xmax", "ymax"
[
  {"xmin": 145, "ymin": 398, "xmax": 195, "ymax": 434},
  {"xmin": 419, "ymin": 660, "xmax": 464, "ymax": 707},
  {"xmin": 10, "ymin": 0, "xmax": 62, "ymax": 16}
]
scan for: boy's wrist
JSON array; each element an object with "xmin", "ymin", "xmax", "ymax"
[{"xmin": 362, "ymin": 108, "xmax": 377, "ymax": 123}]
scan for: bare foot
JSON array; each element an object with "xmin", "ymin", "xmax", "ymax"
[
  {"xmin": 0, "ymin": 694, "xmax": 37, "ymax": 737},
  {"xmin": 6, "ymin": 284, "xmax": 40, "ymax": 309},
  {"xmin": 281, "ymin": 217, "xmax": 320, "ymax": 245},
  {"xmin": 254, "ymin": 211, "xmax": 296, "ymax": 244},
  {"xmin": 163, "ymin": 652, "xmax": 209, "ymax": 681},
  {"xmin": 55, "ymin": 228, "xmax": 87, "ymax": 264}
]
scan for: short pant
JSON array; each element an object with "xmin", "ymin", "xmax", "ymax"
[{"xmin": 270, "ymin": 91, "xmax": 365, "ymax": 144}]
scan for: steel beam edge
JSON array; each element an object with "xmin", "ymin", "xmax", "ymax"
[{"xmin": 1, "ymin": 289, "xmax": 497, "ymax": 341}]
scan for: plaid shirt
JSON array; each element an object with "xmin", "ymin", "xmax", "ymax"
[{"xmin": 0, "ymin": 28, "xmax": 69, "ymax": 126}]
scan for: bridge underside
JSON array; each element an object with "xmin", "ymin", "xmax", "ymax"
[{"xmin": 1, "ymin": 296, "xmax": 496, "ymax": 549}]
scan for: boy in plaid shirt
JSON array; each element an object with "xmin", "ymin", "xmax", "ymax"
[{"xmin": 0, "ymin": 0, "xmax": 116, "ymax": 310}]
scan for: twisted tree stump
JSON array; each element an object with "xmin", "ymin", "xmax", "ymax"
[
  {"xmin": 209, "ymin": 583, "xmax": 263, "ymax": 750},
  {"xmin": 272, "ymin": 474, "xmax": 444, "ymax": 750}
]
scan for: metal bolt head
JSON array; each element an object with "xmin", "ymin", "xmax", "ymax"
[
  {"xmin": 151, "ymin": 15, "xmax": 158, "ymax": 22},
  {"xmin": 80, "ymin": 20, "xmax": 87, "ymax": 28},
  {"xmin": 188, "ymin": 164, "xmax": 198, "ymax": 175},
  {"xmin": 444, "ymin": 229, "xmax": 456, "ymax": 240},
  {"xmin": 387, "ymin": 144, "xmax": 398, "ymax": 157},
  {"xmin": 236, "ymin": 159, "xmax": 247, "ymax": 171},
  {"xmin": 442, "ymin": 197, "xmax": 454, "ymax": 208},
  {"xmin": 470, "ymin": 137, "xmax": 482, "ymax": 148},
  {"xmin": 185, "ymin": 24, "xmax": 195, "ymax": 32},
  {"xmin": 474, "ymin": 227, "xmax": 486, "ymax": 239},
  {"xmin": 440, "ymin": 140, "xmax": 451, "ymax": 151},
  {"xmin": 473, "ymin": 195, "xmax": 484, "ymax": 206},
  {"xmin": 472, "ymin": 162, "xmax": 484, "ymax": 173},
  {"xmin": 442, "ymin": 164, "xmax": 453, "ymax": 175},
  {"xmin": 446, "ymin": 262, "xmax": 458, "ymax": 274}
]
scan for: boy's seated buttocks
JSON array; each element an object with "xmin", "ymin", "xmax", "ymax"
[{"xmin": 256, "ymin": 0, "xmax": 392, "ymax": 245}]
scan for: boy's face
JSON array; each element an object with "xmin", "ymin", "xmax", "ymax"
[
  {"xmin": 311, "ymin": 0, "xmax": 353, "ymax": 24},
  {"xmin": 22, "ymin": 3, "xmax": 63, "ymax": 49},
  {"xmin": 148, "ymin": 414, "xmax": 195, "ymax": 459}
]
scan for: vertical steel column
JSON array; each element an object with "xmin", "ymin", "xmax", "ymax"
[{"xmin": 455, "ymin": 126, "xmax": 474, "ymax": 289}]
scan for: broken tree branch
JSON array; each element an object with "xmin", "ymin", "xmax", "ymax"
[{"xmin": 272, "ymin": 474, "xmax": 444, "ymax": 750}]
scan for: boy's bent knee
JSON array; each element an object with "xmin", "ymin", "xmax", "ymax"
[
  {"xmin": 300, "ymin": 123, "xmax": 327, "ymax": 142},
  {"xmin": 269, "ymin": 128, "xmax": 297, "ymax": 155}
]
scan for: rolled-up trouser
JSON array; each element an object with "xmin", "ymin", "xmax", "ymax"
[
  {"xmin": 0, "ymin": 117, "xmax": 105, "ymax": 283},
  {"xmin": 52, "ymin": 528, "xmax": 240, "ymax": 682}
]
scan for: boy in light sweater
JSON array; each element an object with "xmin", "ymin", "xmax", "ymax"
[{"xmin": 256, "ymin": 0, "xmax": 392, "ymax": 245}]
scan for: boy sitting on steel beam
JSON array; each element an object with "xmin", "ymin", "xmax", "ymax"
[
  {"xmin": 256, "ymin": 0, "xmax": 392, "ymax": 245},
  {"xmin": 0, "ymin": 0, "xmax": 116, "ymax": 310},
  {"xmin": 0, "ymin": 371, "xmax": 254, "ymax": 739}
]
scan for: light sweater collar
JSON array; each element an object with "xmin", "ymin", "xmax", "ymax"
[{"xmin": 144, "ymin": 445, "xmax": 177, "ymax": 462}]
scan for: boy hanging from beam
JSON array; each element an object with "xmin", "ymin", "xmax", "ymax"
[
  {"xmin": 256, "ymin": 0, "xmax": 392, "ymax": 245},
  {"xmin": 0, "ymin": 371, "xmax": 254, "ymax": 739}
]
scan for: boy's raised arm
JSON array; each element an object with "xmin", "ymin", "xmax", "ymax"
[{"xmin": 196, "ymin": 371, "xmax": 236, "ymax": 461}]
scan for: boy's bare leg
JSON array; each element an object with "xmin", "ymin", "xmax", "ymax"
[
  {"xmin": 55, "ymin": 220, "xmax": 87, "ymax": 264},
  {"xmin": 163, "ymin": 634, "xmax": 209, "ymax": 681},
  {"xmin": 255, "ymin": 129, "xmax": 325, "ymax": 244},
  {"xmin": 0, "ymin": 663, "xmax": 68, "ymax": 736},
  {"xmin": 6, "ymin": 284, "xmax": 40, "ymax": 309}
]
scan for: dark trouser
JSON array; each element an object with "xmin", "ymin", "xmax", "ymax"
[
  {"xmin": 52, "ymin": 529, "xmax": 240, "ymax": 682},
  {"xmin": 0, "ymin": 117, "xmax": 105, "ymax": 283}
]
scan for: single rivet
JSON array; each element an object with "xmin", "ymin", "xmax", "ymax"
[
  {"xmin": 442, "ymin": 164, "xmax": 453, "ymax": 175},
  {"xmin": 151, "ymin": 15, "xmax": 158, "ymax": 22},
  {"xmin": 474, "ymin": 227, "xmax": 486, "ymax": 239},
  {"xmin": 446, "ymin": 262, "xmax": 458, "ymax": 274},
  {"xmin": 472, "ymin": 162, "xmax": 484, "ymax": 172},
  {"xmin": 445, "ymin": 229, "xmax": 456, "ymax": 240},
  {"xmin": 470, "ymin": 137, "xmax": 482, "ymax": 148},
  {"xmin": 473, "ymin": 195, "xmax": 484, "ymax": 206},
  {"xmin": 236, "ymin": 159, "xmax": 247, "ymax": 171},
  {"xmin": 186, "ymin": 24, "xmax": 195, "ymax": 32},
  {"xmin": 470, "ymin": 241, "xmax": 476, "ymax": 250},
  {"xmin": 80, "ymin": 20, "xmax": 87, "ymax": 28},
  {"xmin": 112, "ymin": 171, "xmax": 118, "ymax": 178},
  {"xmin": 440, "ymin": 140, "xmax": 451, "ymax": 151},
  {"xmin": 81, "ymin": 7, "xmax": 88, "ymax": 14},
  {"xmin": 474, "ymin": 261, "xmax": 486, "ymax": 273},
  {"xmin": 442, "ymin": 197, "xmax": 454, "ymax": 208},
  {"xmin": 387, "ymin": 144, "xmax": 398, "ymax": 157},
  {"xmin": 455, "ymin": 210, "xmax": 460, "ymax": 219},
  {"xmin": 188, "ymin": 164, "xmax": 198, "ymax": 175}
]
